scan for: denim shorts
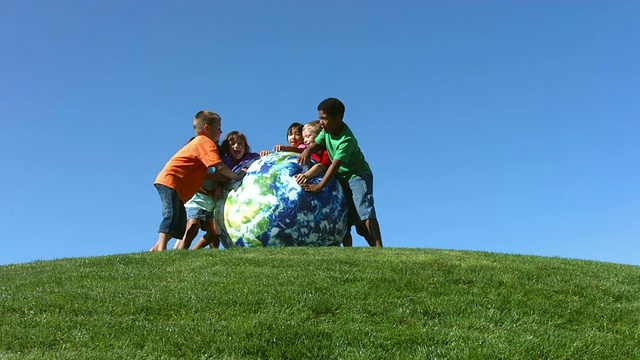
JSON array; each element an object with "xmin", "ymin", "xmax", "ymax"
[
  {"xmin": 186, "ymin": 206, "xmax": 214, "ymax": 222},
  {"xmin": 155, "ymin": 184, "xmax": 186, "ymax": 238},
  {"xmin": 341, "ymin": 173, "xmax": 377, "ymax": 226}
]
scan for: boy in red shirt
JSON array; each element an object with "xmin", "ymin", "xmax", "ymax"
[
  {"xmin": 293, "ymin": 120, "xmax": 331, "ymax": 184},
  {"xmin": 150, "ymin": 111, "xmax": 242, "ymax": 251}
]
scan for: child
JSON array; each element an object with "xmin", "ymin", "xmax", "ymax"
[
  {"xmin": 192, "ymin": 131, "xmax": 260, "ymax": 249},
  {"xmin": 263, "ymin": 122, "xmax": 308, "ymax": 155},
  {"xmin": 297, "ymin": 98, "xmax": 383, "ymax": 248},
  {"xmin": 293, "ymin": 120, "xmax": 331, "ymax": 184},
  {"xmin": 221, "ymin": 131, "xmax": 261, "ymax": 172},
  {"xmin": 167, "ymin": 137, "xmax": 218, "ymax": 250},
  {"xmin": 173, "ymin": 162, "xmax": 223, "ymax": 250},
  {"xmin": 150, "ymin": 110, "xmax": 243, "ymax": 252}
]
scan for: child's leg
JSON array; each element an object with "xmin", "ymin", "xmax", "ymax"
[
  {"xmin": 341, "ymin": 228, "xmax": 353, "ymax": 247},
  {"xmin": 202, "ymin": 219, "xmax": 220, "ymax": 249},
  {"xmin": 348, "ymin": 173, "xmax": 382, "ymax": 247},
  {"xmin": 192, "ymin": 210, "xmax": 218, "ymax": 249},
  {"xmin": 176, "ymin": 218, "xmax": 201, "ymax": 250},
  {"xmin": 339, "ymin": 180, "xmax": 356, "ymax": 248},
  {"xmin": 192, "ymin": 231, "xmax": 219, "ymax": 249},
  {"xmin": 153, "ymin": 184, "xmax": 187, "ymax": 251},
  {"xmin": 151, "ymin": 233, "xmax": 172, "ymax": 251},
  {"xmin": 358, "ymin": 219, "xmax": 382, "ymax": 248},
  {"xmin": 192, "ymin": 236, "xmax": 210, "ymax": 249},
  {"xmin": 206, "ymin": 232, "xmax": 220, "ymax": 249}
]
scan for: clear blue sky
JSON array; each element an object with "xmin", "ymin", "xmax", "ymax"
[{"xmin": 1, "ymin": 1, "xmax": 638, "ymax": 266}]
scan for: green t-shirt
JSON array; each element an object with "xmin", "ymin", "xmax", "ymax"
[{"xmin": 315, "ymin": 122, "xmax": 372, "ymax": 181}]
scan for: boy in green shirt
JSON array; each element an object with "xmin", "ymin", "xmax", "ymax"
[{"xmin": 297, "ymin": 98, "xmax": 383, "ymax": 247}]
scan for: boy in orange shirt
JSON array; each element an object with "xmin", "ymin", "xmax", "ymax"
[{"xmin": 150, "ymin": 110, "xmax": 243, "ymax": 251}]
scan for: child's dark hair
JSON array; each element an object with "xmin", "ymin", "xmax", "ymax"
[
  {"xmin": 318, "ymin": 98, "xmax": 345, "ymax": 118},
  {"xmin": 287, "ymin": 122, "xmax": 303, "ymax": 137},
  {"xmin": 220, "ymin": 131, "xmax": 251, "ymax": 157}
]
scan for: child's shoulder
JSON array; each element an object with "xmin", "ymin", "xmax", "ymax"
[
  {"xmin": 190, "ymin": 134, "xmax": 213, "ymax": 145},
  {"xmin": 341, "ymin": 122, "xmax": 355, "ymax": 135},
  {"xmin": 326, "ymin": 123, "xmax": 356, "ymax": 141},
  {"xmin": 186, "ymin": 135, "xmax": 219, "ymax": 151}
]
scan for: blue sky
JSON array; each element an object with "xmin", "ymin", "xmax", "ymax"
[{"xmin": 1, "ymin": 1, "xmax": 638, "ymax": 266}]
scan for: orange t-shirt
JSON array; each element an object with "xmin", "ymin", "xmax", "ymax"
[{"xmin": 154, "ymin": 135, "xmax": 222, "ymax": 203}]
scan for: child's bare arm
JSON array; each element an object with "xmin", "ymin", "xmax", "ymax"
[
  {"xmin": 300, "ymin": 159, "xmax": 340, "ymax": 193},
  {"xmin": 294, "ymin": 164, "xmax": 327, "ymax": 184},
  {"xmin": 205, "ymin": 172, "xmax": 230, "ymax": 181},
  {"xmin": 297, "ymin": 143, "xmax": 323, "ymax": 165},
  {"xmin": 273, "ymin": 145, "xmax": 304, "ymax": 153},
  {"xmin": 214, "ymin": 163, "xmax": 245, "ymax": 181}
]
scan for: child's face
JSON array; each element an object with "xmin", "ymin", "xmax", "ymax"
[
  {"xmin": 287, "ymin": 128, "xmax": 303, "ymax": 147},
  {"xmin": 318, "ymin": 111, "xmax": 342, "ymax": 135},
  {"xmin": 228, "ymin": 137, "xmax": 246, "ymax": 161},
  {"xmin": 302, "ymin": 128, "xmax": 318, "ymax": 147},
  {"xmin": 203, "ymin": 120, "xmax": 222, "ymax": 143}
]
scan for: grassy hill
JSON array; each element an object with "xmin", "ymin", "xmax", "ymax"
[{"xmin": 1, "ymin": 247, "xmax": 638, "ymax": 359}]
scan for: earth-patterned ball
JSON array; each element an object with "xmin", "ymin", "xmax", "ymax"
[{"xmin": 215, "ymin": 151, "xmax": 348, "ymax": 247}]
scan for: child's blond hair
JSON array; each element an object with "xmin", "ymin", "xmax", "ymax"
[
  {"xmin": 193, "ymin": 111, "xmax": 221, "ymax": 133},
  {"xmin": 303, "ymin": 120, "xmax": 322, "ymax": 136}
]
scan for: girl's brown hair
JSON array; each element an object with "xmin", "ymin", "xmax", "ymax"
[{"xmin": 220, "ymin": 131, "xmax": 251, "ymax": 157}]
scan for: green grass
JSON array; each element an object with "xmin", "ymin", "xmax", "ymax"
[{"xmin": 1, "ymin": 247, "xmax": 639, "ymax": 359}]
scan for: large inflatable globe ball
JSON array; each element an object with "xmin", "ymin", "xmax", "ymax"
[{"xmin": 215, "ymin": 152, "xmax": 348, "ymax": 247}]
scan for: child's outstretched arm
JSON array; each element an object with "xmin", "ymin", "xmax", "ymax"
[
  {"xmin": 297, "ymin": 143, "xmax": 323, "ymax": 165},
  {"xmin": 205, "ymin": 172, "xmax": 229, "ymax": 181},
  {"xmin": 294, "ymin": 164, "xmax": 327, "ymax": 184},
  {"xmin": 300, "ymin": 159, "xmax": 340, "ymax": 193},
  {"xmin": 213, "ymin": 163, "xmax": 245, "ymax": 181},
  {"xmin": 273, "ymin": 145, "xmax": 304, "ymax": 153}
]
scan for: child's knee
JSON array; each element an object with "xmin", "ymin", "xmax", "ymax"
[
  {"xmin": 202, "ymin": 220, "xmax": 216, "ymax": 233},
  {"xmin": 355, "ymin": 222, "xmax": 368, "ymax": 237},
  {"xmin": 186, "ymin": 219, "xmax": 200, "ymax": 230}
]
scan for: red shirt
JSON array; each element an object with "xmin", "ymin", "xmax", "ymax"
[{"xmin": 311, "ymin": 150, "xmax": 331, "ymax": 167}]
